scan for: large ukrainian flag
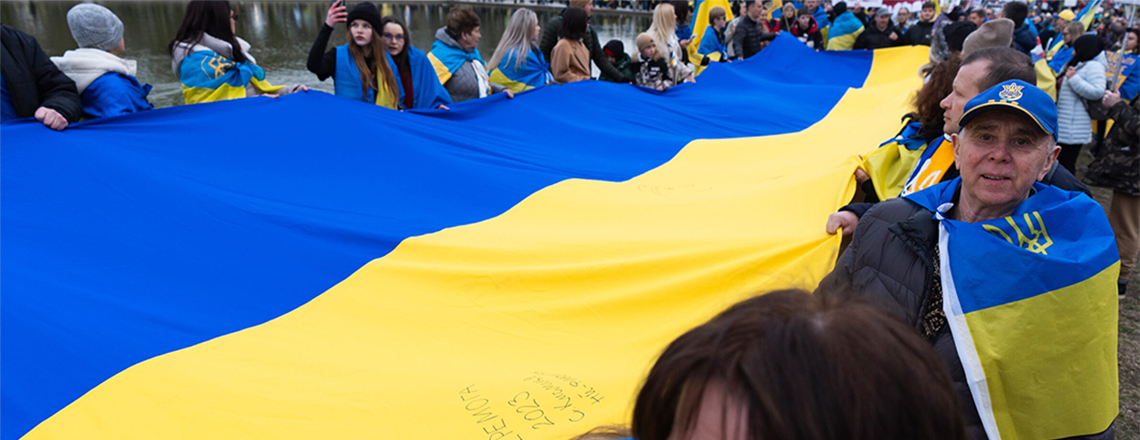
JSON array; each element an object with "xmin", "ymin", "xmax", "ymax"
[{"xmin": 2, "ymin": 35, "xmax": 926, "ymax": 440}]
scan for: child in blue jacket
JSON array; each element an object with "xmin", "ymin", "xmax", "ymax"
[{"xmin": 51, "ymin": 3, "xmax": 153, "ymax": 119}]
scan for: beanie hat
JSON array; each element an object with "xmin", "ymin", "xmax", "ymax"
[
  {"xmin": 875, "ymin": 7, "xmax": 891, "ymax": 17},
  {"xmin": 347, "ymin": 3, "xmax": 383, "ymax": 32},
  {"xmin": 636, "ymin": 32, "xmax": 655, "ymax": 52},
  {"xmin": 962, "ymin": 18, "xmax": 1014, "ymax": 56},
  {"xmin": 1071, "ymin": 34, "xmax": 1105, "ymax": 64},
  {"xmin": 1058, "ymin": 9, "xmax": 1076, "ymax": 21},
  {"xmin": 67, "ymin": 3, "xmax": 124, "ymax": 51},
  {"xmin": 603, "ymin": 39, "xmax": 624, "ymax": 58},
  {"xmin": 944, "ymin": 21, "xmax": 977, "ymax": 52},
  {"xmin": 569, "ymin": 0, "xmax": 591, "ymax": 9}
]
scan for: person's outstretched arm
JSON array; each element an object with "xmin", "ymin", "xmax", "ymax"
[{"xmin": 308, "ymin": 1, "xmax": 346, "ymax": 81}]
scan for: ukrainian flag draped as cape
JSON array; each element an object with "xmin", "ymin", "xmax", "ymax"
[
  {"xmin": 826, "ymin": 11, "xmax": 864, "ymax": 51},
  {"xmin": 906, "ymin": 179, "xmax": 1118, "ymax": 439},
  {"xmin": 428, "ymin": 38, "xmax": 484, "ymax": 86},
  {"xmin": 3, "ymin": 36, "xmax": 929, "ymax": 440},
  {"xmin": 686, "ymin": 0, "xmax": 732, "ymax": 75},
  {"xmin": 388, "ymin": 46, "xmax": 453, "ymax": 109},
  {"xmin": 488, "ymin": 46, "xmax": 553, "ymax": 93},
  {"xmin": 178, "ymin": 50, "xmax": 284, "ymax": 104},
  {"xmin": 861, "ymin": 120, "xmax": 930, "ymax": 200},
  {"xmin": 697, "ymin": 25, "xmax": 727, "ymax": 59}
]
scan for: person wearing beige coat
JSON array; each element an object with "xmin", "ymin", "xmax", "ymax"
[{"xmin": 551, "ymin": 7, "xmax": 591, "ymax": 84}]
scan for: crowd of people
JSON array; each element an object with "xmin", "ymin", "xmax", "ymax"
[{"xmin": 2, "ymin": 0, "xmax": 1138, "ymax": 439}]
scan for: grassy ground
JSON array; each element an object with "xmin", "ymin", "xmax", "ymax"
[{"xmin": 1077, "ymin": 151, "xmax": 1138, "ymax": 439}]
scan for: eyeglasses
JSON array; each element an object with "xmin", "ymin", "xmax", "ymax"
[{"xmin": 382, "ymin": 33, "xmax": 405, "ymax": 41}]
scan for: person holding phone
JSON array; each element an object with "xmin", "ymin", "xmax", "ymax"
[{"xmin": 307, "ymin": 1, "xmax": 400, "ymax": 109}]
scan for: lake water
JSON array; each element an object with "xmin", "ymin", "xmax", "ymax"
[{"xmin": 0, "ymin": 1, "xmax": 652, "ymax": 108}]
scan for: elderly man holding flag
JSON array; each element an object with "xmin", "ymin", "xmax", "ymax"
[{"xmin": 820, "ymin": 80, "xmax": 1118, "ymax": 439}]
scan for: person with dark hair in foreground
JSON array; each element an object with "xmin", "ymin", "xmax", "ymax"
[{"xmin": 629, "ymin": 290, "xmax": 966, "ymax": 440}]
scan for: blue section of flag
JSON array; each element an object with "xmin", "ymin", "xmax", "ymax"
[{"xmin": 0, "ymin": 34, "xmax": 871, "ymax": 440}]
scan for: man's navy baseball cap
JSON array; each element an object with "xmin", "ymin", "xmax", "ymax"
[{"xmin": 958, "ymin": 79, "xmax": 1058, "ymax": 139}]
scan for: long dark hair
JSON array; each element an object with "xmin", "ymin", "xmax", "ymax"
[
  {"xmin": 381, "ymin": 16, "xmax": 411, "ymax": 60},
  {"xmin": 169, "ymin": 1, "xmax": 246, "ymax": 63},
  {"xmin": 1126, "ymin": 27, "xmax": 1139, "ymax": 55},
  {"xmin": 630, "ymin": 290, "xmax": 967, "ymax": 440}
]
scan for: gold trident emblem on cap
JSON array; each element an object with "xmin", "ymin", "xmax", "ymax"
[{"xmin": 998, "ymin": 83, "xmax": 1024, "ymax": 101}]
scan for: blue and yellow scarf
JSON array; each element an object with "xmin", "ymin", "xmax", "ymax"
[
  {"xmin": 906, "ymin": 179, "xmax": 1118, "ymax": 439},
  {"xmin": 488, "ymin": 46, "xmax": 553, "ymax": 93}
]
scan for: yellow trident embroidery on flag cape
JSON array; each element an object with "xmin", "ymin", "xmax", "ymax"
[
  {"xmin": 983, "ymin": 211, "xmax": 1053, "ymax": 254},
  {"xmin": 998, "ymin": 83, "xmax": 1024, "ymax": 101},
  {"xmin": 202, "ymin": 54, "xmax": 235, "ymax": 80}
]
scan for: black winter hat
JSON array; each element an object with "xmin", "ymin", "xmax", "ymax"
[
  {"xmin": 944, "ymin": 21, "xmax": 977, "ymax": 52},
  {"xmin": 603, "ymin": 39, "xmax": 624, "ymax": 58},
  {"xmin": 347, "ymin": 2, "xmax": 383, "ymax": 32},
  {"xmin": 1072, "ymin": 34, "xmax": 1105, "ymax": 64},
  {"xmin": 833, "ymin": 2, "xmax": 848, "ymax": 16}
]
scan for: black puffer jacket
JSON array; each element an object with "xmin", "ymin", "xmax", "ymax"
[
  {"xmin": 732, "ymin": 16, "xmax": 774, "ymax": 60},
  {"xmin": 1012, "ymin": 24, "xmax": 1037, "ymax": 55},
  {"xmin": 0, "ymin": 25, "xmax": 82, "ymax": 122},
  {"xmin": 905, "ymin": 19, "xmax": 935, "ymax": 46},
  {"xmin": 817, "ymin": 197, "xmax": 1116, "ymax": 440},
  {"xmin": 854, "ymin": 22, "xmax": 905, "ymax": 49}
]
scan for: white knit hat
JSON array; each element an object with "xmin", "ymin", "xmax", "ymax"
[{"xmin": 67, "ymin": 3, "xmax": 123, "ymax": 51}]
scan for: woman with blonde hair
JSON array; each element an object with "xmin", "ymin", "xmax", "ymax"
[
  {"xmin": 488, "ymin": 8, "xmax": 553, "ymax": 92},
  {"xmin": 307, "ymin": 1, "xmax": 400, "ymax": 108},
  {"xmin": 646, "ymin": 3, "xmax": 694, "ymax": 83}
]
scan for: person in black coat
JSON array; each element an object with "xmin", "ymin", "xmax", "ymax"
[
  {"xmin": 855, "ymin": 8, "xmax": 906, "ymax": 49},
  {"xmin": 1003, "ymin": 1, "xmax": 1035, "ymax": 55},
  {"xmin": 1, "ymin": 25, "xmax": 82, "ymax": 130},
  {"xmin": 905, "ymin": 1, "xmax": 938, "ymax": 46},
  {"xmin": 731, "ymin": 2, "xmax": 777, "ymax": 60}
]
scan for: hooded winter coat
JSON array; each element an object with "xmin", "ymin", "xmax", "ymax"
[
  {"xmin": 791, "ymin": 16, "xmax": 824, "ymax": 50},
  {"xmin": 51, "ymin": 48, "xmax": 153, "ymax": 119},
  {"xmin": 1012, "ymin": 23, "xmax": 1037, "ymax": 55},
  {"xmin": 1057, "ymin": 41, "xmax": 1108, "ymax": 145}
]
